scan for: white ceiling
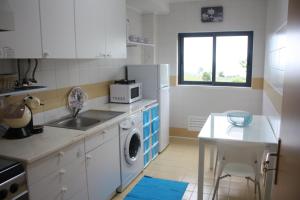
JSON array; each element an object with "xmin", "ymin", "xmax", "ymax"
[
  {"xmin": 167, "ymin": 0, "xmax": 206, "ymax": 2},
  {"xmin": 126, "ymin": 0, "xmax": 209, "ymax": 15},
  {"xmin": 127, "ymin": 0, "xmax": 170, "ymax": 14}
]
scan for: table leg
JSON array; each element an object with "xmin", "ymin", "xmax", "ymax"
[
  {"xmin": 209, "ymin": 146, "xmax": 215, "ymax": 170},
  {"xmin": 198, "ymin": 140, "xmax": 205, "ymax": 200},
  {"xmin": 264, "ymin": 145, "xmax": 277, "ymax": 200}
]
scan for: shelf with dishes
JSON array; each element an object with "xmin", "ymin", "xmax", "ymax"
[
  {"xmin": 127, "ymin": 41, "xmax": 155, "ymax": 47},
  {"xmin": 126, "ymin": 35, "xmax": 155, "ymax": 47}
]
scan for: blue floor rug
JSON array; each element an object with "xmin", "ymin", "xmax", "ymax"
[{"xmin": 124, "ymin": 176, "xmax": 188, "ymax": 200}]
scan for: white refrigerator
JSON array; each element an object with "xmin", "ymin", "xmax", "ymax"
[{"xmin": 127, "ymin": 64, "xmax": 170, "ymax": 152}]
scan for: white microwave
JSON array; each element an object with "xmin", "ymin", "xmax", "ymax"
[{"xmin": 110, "ymin": 83, "xmax": 142, "ymax": 104}]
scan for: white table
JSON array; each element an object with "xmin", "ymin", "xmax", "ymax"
[{"xmin": 197, "ymin": 113, "xmax": 278, "ymax": 200}]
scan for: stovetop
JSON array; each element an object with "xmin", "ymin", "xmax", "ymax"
[
  {"xmin": 0, "ymin": 158, "xmax": 18, "ymax": 172},
  {"xmin": 114, "ymin": 79, "xmax": 136, "ymax": 85}
]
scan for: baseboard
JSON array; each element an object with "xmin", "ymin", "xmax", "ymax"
[{"xmin": 169, "ymin": 127, "xmax": 199, "ymax": 138}]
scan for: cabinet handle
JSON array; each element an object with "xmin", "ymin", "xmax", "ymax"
[
  {"xmin": 61, "ymin": 187, "xmax": 68, "ymax": 193},
  {"xmin": 43, "ymin": 52, "xmax": 49, "ymax": 58},
  {"xmin": 86, "ymin": 155, "xmax": 92, "ymax": 159},
  {"xmin": 59, "ymin": 169, "xmax": 66, "ymax": 175}
]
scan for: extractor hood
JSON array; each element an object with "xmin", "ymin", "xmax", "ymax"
[{"xmin": 0, "ymin": 0, "xmax": 15, "ymax": 31}]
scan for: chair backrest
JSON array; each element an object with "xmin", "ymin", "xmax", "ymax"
[{"xmin": 217, "ymin": 141, "xmax": 265, "ymax": 170}]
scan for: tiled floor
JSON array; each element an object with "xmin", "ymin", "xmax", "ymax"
[{"xmin": 112, "ymin": 137, "xmax": 260, "ymax": 200}]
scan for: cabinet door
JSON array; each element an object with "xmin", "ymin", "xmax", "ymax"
[
  {"xmin": 86, "ymin": 135, "xmax": 120, "ymax": 200},
  {"xmin": 105, "ymin": 0, "xmax": 127, "ymax": 59},
  {"xmin": 39, "ymin": 0, "xmax": 76, "ymax": 58},
  {"xmin": 75, "ymin": 0, "xmax": 106, "ymax": 58},
  {"xmin": 0, "ymin": 0, "xmax": 42, "ymax": 58}
]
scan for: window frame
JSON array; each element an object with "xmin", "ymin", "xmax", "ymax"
[{"xmin": 178, "ymin": 31, "xmax": 253, "ymax": 87}]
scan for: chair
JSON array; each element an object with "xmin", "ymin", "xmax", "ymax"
[{"xmin": 212, "ymin": 141, "xmax": 265, "ymax": 200}]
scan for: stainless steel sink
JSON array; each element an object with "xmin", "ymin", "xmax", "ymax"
[
  {"xmin": 47, "ymin": 110, "xmax": 125, "ymax": 131},
  {"xmin": 56, "ymin": 117, "xmax": 101, "ymax": 129}
]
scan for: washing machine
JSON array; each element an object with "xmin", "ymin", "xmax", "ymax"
[{"xmin": 117, "ymin": 111, "xmax": 144, "ymax": 192}]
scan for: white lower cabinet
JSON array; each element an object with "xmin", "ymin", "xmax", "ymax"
[
  {"xmin": 27, "ymin": 124, "xmax": 121, "ymax": 200},
  {"xmin": 27, "ymin": 141, "xmax": 87, "ymax": 200},
  {"xmin": 85, "ymin": 125, "xmax": 121, "ymax": 200}
]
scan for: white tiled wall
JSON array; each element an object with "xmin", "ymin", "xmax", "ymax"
[
  {"xmin": 0, "ymin": 59, "xmax": 126, "ymax": 125},
  {"xmin": 34, "ymin": 59, "xmax": 125, "ymax": 124},
  {"xmin": 35, "ymin": 59, "xmax": 125, "ymax": 90},
  {"xmin": 33, "ymin": 96, "xmax": 108, "ymax": 125},
  {"xmin": 262, "ymin": 0, "xmax": 289, "ymax": 138},
  {"xmin": 264, "ymin": 27, "xmax": 287, "ymax": 95}
]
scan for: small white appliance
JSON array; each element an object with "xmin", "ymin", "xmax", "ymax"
[
  {"xmin": 110, "ymin": 80, "xmax": 142, "ymax": 104},
  {"xmin": 127, "ymin": 64, "xmax": 170, "ymax": 152},
  {"xmin": 118, "ymin": 112, "xmax": 144, "ymax": 192}
]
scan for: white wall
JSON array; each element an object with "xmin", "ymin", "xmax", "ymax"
[
  {"xmin": 263, "ymin": 0, "xmax": 289, "ymax": 138},
  {"xmin": 156, "ymin": 0, "xmax": 267, "ymax": 130}
]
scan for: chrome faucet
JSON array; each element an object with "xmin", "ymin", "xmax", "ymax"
[{"xmin": 73, "ymin": 108, "xmax": 81, "ymax": 119}]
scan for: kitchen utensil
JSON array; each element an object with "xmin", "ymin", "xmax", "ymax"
[
  {"xmin": 129, "ymin": 35, "xmax": 138, "ymax": 42},
  {"xmin": 144, "ymin": 38, "xmax": 149, "ymax": 44},
  {"xmin": 137, "ymin": 37, "xmax": 144, "ymax": 43},
  {"xmin": 22, "ymin": 59, "xmax": 32, "ymax": 86},
  {"xmin": 30, "ymin": 59, "xmax": 38, "ymax": 83}
]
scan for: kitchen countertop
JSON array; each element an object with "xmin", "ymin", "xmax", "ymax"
[{"xmin": 0, "ymin": 99, "xmax": 157, "ymax": 164}]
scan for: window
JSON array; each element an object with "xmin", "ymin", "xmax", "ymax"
[{"xmin": 178, "ymin": 31, "xmax": 253, "ymax": 86}]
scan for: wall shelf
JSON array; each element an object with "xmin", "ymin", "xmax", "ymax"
[
  {"xmin": 0, "ymin": 86, "xmax": 47, "ymax": 97},
  {"xmin": 127, "ymin": 41, "xmax": 155, "ymax": 47}
]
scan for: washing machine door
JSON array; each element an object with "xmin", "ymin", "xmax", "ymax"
[{"xmin": 124, "ymin": 129, "xmax": 141, "ymax": 165}]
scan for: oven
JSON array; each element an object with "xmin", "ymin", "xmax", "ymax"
[{"xmin": 0, "ymin": 158, "xmax": 28, "ymax": 200}]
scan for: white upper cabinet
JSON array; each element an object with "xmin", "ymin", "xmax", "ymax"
[
  {"xmin": 39, "ymin": 0, "xmax": 76, "ymax": 58},
  {"xmin": 0, "ymin": 0, "xmax": 42, "ymax": 58},
  {"xmin": 75, "ymin": 0, "xmax": 106, "ymax": 58},
  {"xmin": 105, "ymin": 0, "xmax": 127, "ymax": 59},
  {"xmin": 75, "ymin": 0, "xmax": 126, "ymax": 59},
  {"xmin": 0, "ymin": 0, "xmax": 126, "ymax": 59}
]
